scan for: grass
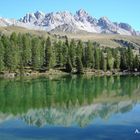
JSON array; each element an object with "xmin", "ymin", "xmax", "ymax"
[
  {"xmin": 0, "ymin": 26, "xmax": 140, "ymax": 49},
  {"xmin": 51, "ymin": 31, "xmax": 140, "ymax": 48}
]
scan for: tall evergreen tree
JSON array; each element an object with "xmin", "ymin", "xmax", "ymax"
[
  {"xmin": 127, "ymin": 47, "xmax": 134, "ymax": 71},
  {"xmin": 61, "ymin": 41, "xmax": 68, "ymax": 66},
  {"xmin": 133, "ymin": 55, "xmax": 139, "ymax": 71},
  {"xmin": 5, "ymin": 41, "xmax": 18, "ymax": 71},
  {"xmin": 0, "ymin": 41, "xmax": 5, "ymax": 72},
  {"xmin": 76, "ymin": 56, "xmax": 84, "ymax": 74},
  {"xmin": 65, "ymin": 56, "xmax": 72, "ymax": 73},
  {"xmin": 114, "ymin": 49, "xmax": 120, "ymax": 70},
  {"xmin": 76, "ymin": 40, "xmax": 83, "ymax": 59},
  {"xmin": 65, "ymin": 36, "xmax": 69, "ymax": 48},
  {"xmin": 69, "ymin": 39, "xmax": 76, "ymax": 66},
  {"xmin": 10, "ymin": 32, "xmax": 17, "ymax": 44},
  {"xmin": 100, "ymin": 52, "xmax": 107, "ymax": 72},
  {"xmin": 40, "ymin": 38, "xmax": 46, "ymax": 67},
  {"xmin": 120, "ymin": 48, "xmax": 127, "ymax": 70},
  {"xmin": 55, "ymin": 40, "xmax": 64, "ymax": 67},
  {"xmin": 22, "ymin": 34, "xmax": 31, "ymax": 66},
  {"xmin": 85, "ymin": 41, "xmax": 94, "ymax": 68},
  {"xmin": 94, "ymin": 48, "xmax": 100, "ymax": 70},
  {"xmin": 17, "ymin": 33, "xmax": 24, "ymax": 73},
  {"xmin": 107, "ymin": 49, "xmax": 114, "ymax": 71},
  {"xmin": 45, "ymin": 37, "xmax": 52, "ymax": 69},
  {"xmin": 31, "ymin": 38, "xmax": 41, "ymax": 69}
]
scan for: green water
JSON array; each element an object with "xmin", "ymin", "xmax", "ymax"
[{"xmin": 0, "ymin": 75, "xmax": 140, "ymax": 140}]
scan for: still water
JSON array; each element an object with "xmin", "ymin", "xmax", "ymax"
[{"xmin": 0, "ymin": 75, "xmax": 140, "ymax": 140}]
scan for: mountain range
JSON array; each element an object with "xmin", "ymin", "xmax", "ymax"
[
  {"xmin": 0, "ymin": 9, "xmax": 140, "ymax": 36},
  {"xmin": 0, "ymin": 100, "xmax": 134, "ymax": 127}
]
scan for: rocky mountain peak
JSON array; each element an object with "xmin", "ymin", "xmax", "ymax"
[
  {"xmin": 98, "ymin": 16, "xmax": 112, "ymax": 25},
  {"xmin": 0, "ymin": 9, "xmax": 139, "ymax": 36},
  {"xmin": 76, "ymin": 9, "xmax": 88, "ymax": 17},
  {"xmin": 119, "ymin": 23, "xmax": 132, "ymax": 31},
  {"xmin": 98, "ymin": 16, "xmax": 118, "ymax": 33},
  {"xmin": 34, "ymin": 11, "xmax": 45, "ymax": 19}
]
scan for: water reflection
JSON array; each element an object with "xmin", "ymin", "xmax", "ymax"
[{"xmin": 0, "ymin": 75, "xmax": 140, "ymax": 127}]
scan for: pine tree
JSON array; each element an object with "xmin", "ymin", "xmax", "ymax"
[
  {"xmin": 65, "ymin": 36, "xmax": 69, "ymax": 48},
  {"xmin": 95, "ymin": 48, "xmax": 100, "ymax": 70},
  {"xmin": 5, "ymin": 41, "xmax": 18, "ymax": 71},
  {"xmin": 103, "ymin": 58, "xmax": 107, "ymax": 72},
  {"xmin": 69, "ymin": 39, "xmax": 76, "ymax": 66},
  {"xmin": 0, "ymin": 41, "xmax": 5, "ymax": 72},
  {"xmin": 45, "ymin": 37, "xmax": 53, "ymax": 69},
  {"xmin": 133, "ymin": 55, "xmax": 139, "ymax": 71},
  {"xmin": 76, "ymin": 40, "xmax": 83, "ymax": 59},
  {"xmin": 127, "ymin": 47, "xmax": 134, "ymax": 71},
  {"xmin": 40, "ymin": 38, "xmax": 46, "ymax": 67},
  {"xmin": 22, "ymin": 34, "xmax": 31, "ymax": 66},
  {"xmin": 65, "ymin": 56, "xmax": 72, "ymax": 73},
  {"xmin": 85, "ymin": 41, "xmax": 94, "ymax": 68},
  {"xmin": 17, "ymin": 33, "xmax": 24, "ymax": 73},
  {"xmin": 55, "ymin": 40, "xmax": 64, "ymax": 67},
  {"xmin": 120, "ymin": 48, "xmax": 127, "ymax": 70},
  {"xmin": 31, "ymin": 38, "xmax": 41, "ymax": 69},
  {"xmin": 76, "ymin": 56, "xmax": 84, "ymax": 74},
  {"xmin": 114, "ymin": 49, "xmax": 120, "ymax": 70},
  {"xmin": 10, "ymin": 32, "xmax": 17, "ymax": 44},
  {"xmin": 62, "ymin": 42, "xmax": 68, "ymax": 66},
  {"xmin": 107, "ymin": 49, "xmax": 114, "ymax": 71},
  {"xmin": 100, "ymin": 52, "xmax": 107, "ymax": 72}
]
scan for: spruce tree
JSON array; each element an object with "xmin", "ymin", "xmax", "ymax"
[
  {"xmin": 114, "ymin": 50, "xmax": 120, "ymax": 71},
  {"xmin": 45, "ymin": 37, "xmax": 53, "ymax": 69},
  {"xmin": 22, "ymin": 34, "xmax": 31, "ymax": 66},
  {"xmin": 10, "ymin": 32, "xmax": 17, "ymax": 44},
  {"xmin": 56, "ymin": 40, "xmax": 64, "ymax": 67},
  {"xmin": 62, "ymin": 42, "xmax": 68, "ymax": 66},
  {"xmin": 85, "ymin": 41, "xmax": 94, "ymax": 68},
  {"xmin": 107, "ymin": 49, "xmax": 114, "ymax": 71},
  {"xmin": 120, "ymin": 48, "xmax": 127, "ymax": 70},
  {"xmin": 76, "ymin": 56, "xmax": 84, "ymax": 74},
  {"xmin": 65, "ymin": 56, "xmax": 72, "ymax": 73},
  {"xmin": 133, "ymin": 55, "xmax": 139, "ymax": 71},
  {"xmin": 127, "ymin": 47, "xmax": 134, "ymax": 71},
  {"xmin": 100, "ymin": 52, "xmax": 107, "ymax": 72},
  {"xmin": 95, "ymin": 48, "xmax": 100, "ymax": 70},
  {"xmin": 0, "ymin": 41, "xmax": 5, "ymax": 72},
  {"xmin": 77, "ymin": 40, "xmax": 83, "ymax": 59},
  {"xmin": 31, "ymin": 38, "xmax": 41, "ymax": 69},
  {"xmin": 7, "ymin": 41, "xmax": 18, "ymax": 71},
  {"xmin": 40, "ymin": 38, "xmax": 46, "ymax": 67},
  {"xmin": 69, "ymin": 39, "xmax": 76, "ymax": 66},
  {"xmin": 65, "ymin": 36, "xmax": 69, "ymax": 48}
]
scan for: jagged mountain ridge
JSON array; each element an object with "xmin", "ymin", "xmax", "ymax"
[
  {"xmin": 0, "ymin": 100, "xmax": 135, "ymax": 127},
  {"xmin": 0, "ymin": 9, "xmax": 140, "ymax": 36}
]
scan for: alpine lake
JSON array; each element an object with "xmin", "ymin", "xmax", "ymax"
[{"xmin": 0, "ymin": 75, "xmax": 140, "ymax": 140}]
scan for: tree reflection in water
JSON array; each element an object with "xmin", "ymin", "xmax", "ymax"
[{"xmin": 0, "ymin": 75, "xmax": 140, "ymax": 127}]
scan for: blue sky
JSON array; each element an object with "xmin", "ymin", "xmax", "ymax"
[{"xmin": 0, "ymin": 0, "xmax": 140, "ymax": 30}]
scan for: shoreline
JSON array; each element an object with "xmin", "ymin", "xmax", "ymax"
[{"xmin": 0, "ymin": 69, "xmax": 140, "ymax": 79}]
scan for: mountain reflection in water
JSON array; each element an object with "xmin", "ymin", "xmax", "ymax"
[{"xmin": 0, "ymin": 75, "xmax": 140, "ymax": 128}]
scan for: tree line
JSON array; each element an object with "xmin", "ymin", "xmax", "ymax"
[{"xmin": 0, "ymin": 32, "xmax": 140, "ymax": 74}]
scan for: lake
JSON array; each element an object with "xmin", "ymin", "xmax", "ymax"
[{"xmin": 0, "ymin": 75, "xmax": 140, "ymax": 140}]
